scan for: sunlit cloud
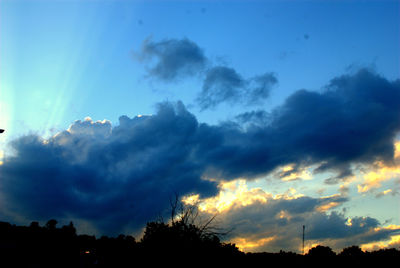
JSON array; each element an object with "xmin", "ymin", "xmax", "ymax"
[
  {"xmin": 360, "ymin": 225, "xmax": 400, "ymax": 251},
  {"xmin": 316, "ymin": 201, "xmax": 342, "ymax": 212},
  {"xmin": 278, "ymin": 164, "xmax": 312, "ymax": 182},
  {"xmin": 193, "ymin": 179, "xmax": 270, "ymax": 214},
  {"xmin": 357, "ymin": 165, "xmax": 400, "ymax": 193},
  {"xmin": 184, "ymin": 179, "xmax": 310, "ymax": 215},
  {"xmin": 355, "ymin": 140, "xmax": 400, "ymax": 193},
  {"xmin": 375, "ymin": 189, "xmax": 395, "ymax": 198},
  {"xmin": 231, "ymin": 236, "xmax": 276, "ymax": 252},
  {"xmin": 395, "ymin": 141, "xmax": 400, "ymax": 159}
]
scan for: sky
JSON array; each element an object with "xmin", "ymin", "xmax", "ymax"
[{"xmin": 1, "ymin": 0, "xmax": 400, "ymax": 253}]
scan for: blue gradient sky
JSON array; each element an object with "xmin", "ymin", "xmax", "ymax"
[{"xmin": 1, "ymin": 0, "xmax": 400, "ymax": 253}]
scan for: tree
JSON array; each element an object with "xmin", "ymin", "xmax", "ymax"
[
  {"xmin": 307, "ymin": 245, "xmax": 336, "ymax": 257},
  {"xmin": 140, "ymin": 194, "xmax": 240, "ymax": 260},
  {"xmin": 339, "ymin": 245, "xmax": 364, "ymax": 257},
  {"xmin": 45, "ymin": 219, "xmax": 58, "ymax": 230}
]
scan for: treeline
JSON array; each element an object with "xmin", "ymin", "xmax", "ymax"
[{"xmin": 0, "ymin": 219, "xmax": 399, "ymax": 267}]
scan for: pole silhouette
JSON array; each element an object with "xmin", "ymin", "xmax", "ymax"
[{"xmin": 302, "ymin": 225, "xmax": 305, "ymax": 255}]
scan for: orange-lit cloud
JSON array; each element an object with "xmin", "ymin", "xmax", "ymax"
[
  {"xmin": 183, "ymin": 179, "xmax": 308, "ymax": 215},
  {"xmin": 231, "ymin": 236, "xmax": 276, "ymax": 252},
  {"xmin": 357, "ymin": 163, "xmax": 400, "ymax": 193},
  {"xmin": 316, "ymin": 201, "xmax": 341, "ymax": 212},
  {"xmin": 360, "ymin": 225, "xmax": 400, "ymax": 251},
  {"xmin": 357, "ymin": 141, "xmax": 400, "ymax": 193},
  {"xmin": 277, "ymin": 164, "xmax": 312, "ymax": 181},
  {"xmin": 192, "ymin": 180, "xmax": 270, "ymax": 213}
]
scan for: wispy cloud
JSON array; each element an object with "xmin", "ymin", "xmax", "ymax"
[
  {"xmin": 134, "ymin": 37, "xmax": 277, "ymax": 109},
  {"xmin": 135, "ymin": 37, "xmax": 208, "ymax": 82},
  {"xmin": 196, "ymin": 67, "xmax": 278, "ymax": 109}
]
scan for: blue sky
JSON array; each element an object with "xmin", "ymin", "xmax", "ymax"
[{"xmin": 1, "ymin": 0, "xmax": 400, "ymax": 253}]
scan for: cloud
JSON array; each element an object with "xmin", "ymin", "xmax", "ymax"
[
  {"xmin": 357, "ymin": 141, "xmax": 400, "ymax": 194},
  {"xmin": 1, "ymin": 69, "xmax": 399, "ymax": 240},
  {"xmin": 197, "ymin": 67, "xmax": 278, "ymax": 109},
  {"xmin": 238, "ymin": 69, "xmax": 399, "ymax": 181},
  {"xmin": 234, "ymin": 110, "xmax": 271, "ymax": 126},
  {"xmin": 246, "ymin": 72, "xmax": 278, "ymax": 104},
  {"xmin": 134, "ymin": 38, "xmax": 277, "ymax": 108},
  {"xmin": 361, "ymin": 228, "xmax": 400, "ymax": 251},
  {"xmin": 375, "ymin": 189, "xmax": 398, "ymax": 198},
  {"xmin": 135, "ymin": 37, "xmax": 208, "ymax": 82},
  {"xmin": 0, "ymin": 102, "xmax": 218, "ymax": 235},
  {"xmin": 191, "ymin": 181, "xmax": 398, "ymax": 253},
  {"xmin": 197, "ymin": 66, "xmax": 246, "ymax": 109}
]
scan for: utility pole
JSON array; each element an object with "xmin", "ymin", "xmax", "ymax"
[{"xmin": 302, "ymin": 225, "xmax": 305, "ymax": 255}]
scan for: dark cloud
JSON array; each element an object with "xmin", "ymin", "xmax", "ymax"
[
  {"xmin": 134, "ymin": 38, "xmax": 277, "ymax": 107},
  {"xmin": 307, "ymin": 212, "xmax": 379, "ymax": 240},
  {"xmin": 199, "ymin": 69, "xmax": 400, "ymax": 180},
  {"xmin": 0, "ymin": 102, "xmax": 218, "ymax": 235},
  {"xmin": 197, "ymin": 67, "xmax": 278, "ymax": 109},
  {"xmin": 235, "ymin": 110, "xmax": 271, "ymax": 127},
  {"xmin": 213, "ymin": 194, "xmax": 399, "ymax": 252},
  {"xmin": 197, "ymin": 66, "xmax": 246, "ymax": 109},
  {"xmin": 246, "ymin": 72, "xmax": 278, "ymax": 104},
  {"xmin": 0, "ymin": 69, "xmax": 399, "ymax": 237},
  {"xmin": 135, "ymin": 37, "xmax": 208, "ymax": 82}
]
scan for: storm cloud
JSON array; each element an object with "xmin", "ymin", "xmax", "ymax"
[
  {"xmin": 0, "ymin": 103, "xmax": 218, "ymax": 234},
  {"xmin": 0, "ymin": 69, "xmax": 399, "ymax": 236}
]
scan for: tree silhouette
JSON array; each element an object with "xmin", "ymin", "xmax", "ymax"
[
  {"xmin": 339, "ymin": 245, "xmax": 364, "ymax": 257},
  {"xmin": 307, "ymin": 245, "xmax": 336, "ymax": 257},
  {"xmin": 140, "ymin": 195, "xmax": 241, "ymax": 263},
  {"xmin": 45, "ymin": 219, "xmax": 58, "ymax": 230},
  {"xmin": 1, "ymin": 217, "xmax": 400, "ymax": 267}
]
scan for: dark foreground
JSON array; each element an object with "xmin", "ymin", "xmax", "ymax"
[{"xmin": 1, "ymin": 220, "xmax": 399, "ymax": 267}]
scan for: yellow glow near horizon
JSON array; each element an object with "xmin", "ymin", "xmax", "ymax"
[
  {"xmin": 360, "ymin": 225, "xmax": 400, "ymax": 251},
  {"xmin": 361, "ymin": 234, "xmax": 400, "ymax": 251},
  {"xmin": 231, "ymin": 236, "xmax": 276, "ymax": 252}
]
